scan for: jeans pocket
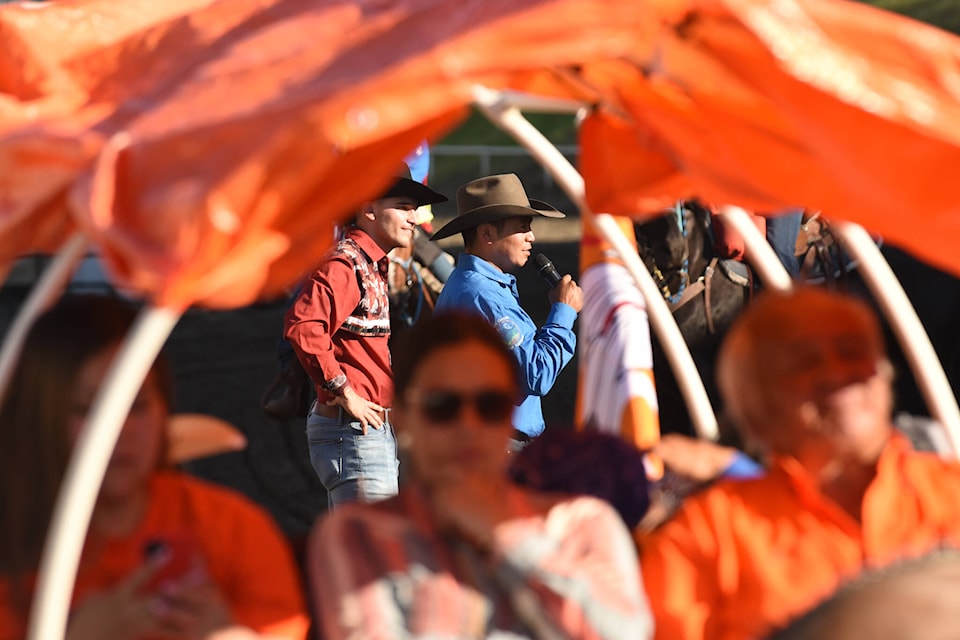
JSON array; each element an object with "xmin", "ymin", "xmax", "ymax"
[{"xmin": 306, "ymin": 431, "xmax": 343, "ymax": 491}]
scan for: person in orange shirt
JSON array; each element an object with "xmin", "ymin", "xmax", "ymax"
[
  {"xmin": 0, "ymin": 295, "xmax": 309, "ymax": 640},
  {"xmin": 639, "ymin": 287, "xmax": 960, "ymax": 640}
]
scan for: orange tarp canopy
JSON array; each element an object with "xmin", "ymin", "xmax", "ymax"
[{"xmin": 2, "ymin": 0, "xmax": 960, "ymax": 309}]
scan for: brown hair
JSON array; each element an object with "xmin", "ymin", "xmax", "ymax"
[
  {"xmin": 0, "ymin": 296, "xmax": 173, "ymax": 585},
  {"xmin": 767, "ymin": 548, "xmax": 960, "ymax": 640},
  {"xmin": 391, "ymin": 309, "xmax": 519, "ymax": 401}
]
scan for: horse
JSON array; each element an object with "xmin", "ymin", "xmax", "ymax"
[
  {"xmin": 636, "ymin": 204, "xmax": 959, "ymax": 438},
  {"xmin": 634, "ymin": 200, "xmax": 753, "ymax": 442}
]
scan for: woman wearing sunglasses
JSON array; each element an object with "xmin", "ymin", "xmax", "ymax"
[{"xmin": 308, "ymin": 311, "xmax": 653, "ymax": 640}]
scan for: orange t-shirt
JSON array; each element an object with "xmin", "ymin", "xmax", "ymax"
[
  {"xmin": 0, "ymin": 471, "xmax": 308, "ymax": 640},
  {"xmin": 639, "ymin": 434, "xmax": 960, "ymax": 640}
]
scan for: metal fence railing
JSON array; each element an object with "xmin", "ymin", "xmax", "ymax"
[{"xmin": 429, "ymin": 144, "xmax": 579, "ymax": 216}]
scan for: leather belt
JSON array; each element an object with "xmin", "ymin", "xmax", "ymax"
[{"xmin": 310, "ymin": 400, "xmax": 391, "ymax": 423}]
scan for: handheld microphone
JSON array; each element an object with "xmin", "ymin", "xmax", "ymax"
[{"xmin": 534, "ymin": 253, "xmax": 563, "ymax": 288}]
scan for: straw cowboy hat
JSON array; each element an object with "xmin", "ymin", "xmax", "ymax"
[
  {"xmin": 380, "ymin": 164, "xmax": 448, "ymax": 206},
  {"xmin": 430, "ymin": 173, "xmax": 564, "ymax": 240}
]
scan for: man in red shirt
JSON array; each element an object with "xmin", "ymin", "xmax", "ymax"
[
  {"xmin": 285, "ymin": 167, "xmax": 446, "ymax": 509},
  {"xmin": 640, "ymin": 287, "xmax": 960, "ymax": 639}
]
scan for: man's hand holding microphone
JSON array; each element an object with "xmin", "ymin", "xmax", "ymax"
[{"xmin": 535, "ymin": 253, "xmax": 583, "ymax": 313}]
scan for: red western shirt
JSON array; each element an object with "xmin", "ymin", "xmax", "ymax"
[{"xmin": 285, "ymin": 227, "xmax": 393, "ymax": 408}]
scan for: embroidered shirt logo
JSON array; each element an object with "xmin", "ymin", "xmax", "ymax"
[{"xmin": 496, "ymin": 317, "xmax": 523, "ymax": 348}]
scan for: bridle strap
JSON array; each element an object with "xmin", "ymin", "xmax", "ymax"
[{"xmin": 668, "ymin": 257, "xmax": 719, "ymax": 334}]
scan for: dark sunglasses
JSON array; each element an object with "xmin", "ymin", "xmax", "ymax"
[{"xmin": 404, "ymin": 388, "xmax": 516, "ymax": 425}]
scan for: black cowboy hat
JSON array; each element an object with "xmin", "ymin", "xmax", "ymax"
[
  {"xmin": 380, "ymin": 165, "xmax": 448, "ymax": 206},
  {"xmin": 430, "ymin": 173, "xmax": 564, "ymax": 241}
]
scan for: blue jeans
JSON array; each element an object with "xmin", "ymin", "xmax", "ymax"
[{"xmin": 306, "ymin": 410, "xmax": 399, "ymax": 510}]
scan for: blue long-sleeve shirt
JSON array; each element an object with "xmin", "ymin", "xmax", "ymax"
[{"xmin": 435, "ymin": 254, "xmax": 577, "ymax": 437}]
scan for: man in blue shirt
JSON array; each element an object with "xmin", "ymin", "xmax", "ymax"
[{"xmin": 432, "ymin": 174, "xmax": 582, "ymax": 448}]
